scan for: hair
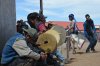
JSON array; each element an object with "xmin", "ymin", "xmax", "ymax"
[
  {"xmin": 69, "ymin": 14, "xmax": 74, "ymax": 18},
  {"xmin": 68, "ymin": 14, "xmax": 74, "ymax": 21},
  {"xmin": 17, "ymin": 20, "xmax": 28, "ymax": 34},
  {"xmin": 27, "ymin": 12, "xmax": 39, "ymax": 27},
  {"xmin": 27, "ymin": 12, "xmax": 39, "ymax": 22},
  {"xmin": 27, "ymin": 12, "xmax": 47, "ymax": 28},
  {"xmin": 85, "ymin": 14, "xmax": 90, "ymax": 18}
]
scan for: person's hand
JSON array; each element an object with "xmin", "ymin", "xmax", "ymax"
[{"xmin": 40, "ymin": 52, "xmax": 47, "ymax": 61}]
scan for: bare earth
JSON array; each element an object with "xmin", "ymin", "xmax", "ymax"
[{"xmin": 61, "ymin": 42, "xmax": 100, "ymax": 66}]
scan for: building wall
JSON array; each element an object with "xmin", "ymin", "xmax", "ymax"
[{"xmin": 0, "ymin": 0, "xmax": 16, "ymax": 55}]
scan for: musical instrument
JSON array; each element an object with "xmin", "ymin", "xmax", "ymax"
[
  {"xmin": 36, "ymin": 30, "xmax": 60, "ymax": 53},
  {"xmin": 36, "ymin": 24, "xmax": 67, "ymax": 53},
  {"xmin": 51, "ymin": 25, "xmax": 66, "ymax": 46}
]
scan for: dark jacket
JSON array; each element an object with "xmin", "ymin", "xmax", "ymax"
[{"xmin": 83, "ymin": 19, "xmax": 96, "ymax": 37}]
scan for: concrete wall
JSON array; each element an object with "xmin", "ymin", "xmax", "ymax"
[{"xmin": 0, "ymin": 0, "xmax": 16, "ymax": 55}]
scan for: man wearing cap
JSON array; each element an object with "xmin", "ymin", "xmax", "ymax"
[
  {"xmin": 1, "ymin": 28, "xmax": 47, "ymax": 66},
  {"xmin": 83, "ymin": 14, "xmax": 97, "ymax": 53}
]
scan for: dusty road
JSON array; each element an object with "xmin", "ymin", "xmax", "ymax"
[{"xmin": 61, "ymin": 42, "xmax": 100, "ymax": 66}]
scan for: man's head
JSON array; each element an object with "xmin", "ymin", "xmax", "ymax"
[
  {"xmin": 69, "ymin": 14, "xmax": 74, "ymax": 21},
  {"xmin": 17, "ymin": 20, "xmax": 23, "ymax": 26},
  {"xmin": 17, "ymin": 20, "xmax": 28, "ymax": 34},
  {"xmin": 85, "ymin": 14, "xmax": 90, "ymax": 20},
  {"xmin": 27, "ymin": 12, "xmax": 39, "ymax": 27}
]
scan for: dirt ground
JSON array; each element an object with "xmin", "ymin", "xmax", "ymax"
[{"xmin": 61, "ymin": 42, "xmax": 100, "ymax": 66}]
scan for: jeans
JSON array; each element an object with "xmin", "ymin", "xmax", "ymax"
[
  {"xmin": 53, "ymin": 49, "xmax": 65, "ymax": 62},
  {"xmin": 86, "ymin": 34, "xmax": 97, "ymax": 51}
]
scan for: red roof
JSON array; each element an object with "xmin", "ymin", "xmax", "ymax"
[{"xmin": 47, "ymin": 21, "xmax": 84, "ymax": 31}]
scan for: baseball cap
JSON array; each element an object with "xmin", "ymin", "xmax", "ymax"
[{"xmin": 23, "ymin": 28, "xmax": 37, "ymax": 37}]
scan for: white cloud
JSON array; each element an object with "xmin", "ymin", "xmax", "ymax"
[
  {"xmin": 23, "ymin": 0, "xmax": 100, "ymax": 9},
  {"xmin": 16, "ymin": 15, "xmax": 26, "ymax": 21},
  {"xmin": 16, "ymin": 0, "xmax": 100, "ymax": 24},
  {"xmin": 23, "ymin": 8, "xmax": 39, "ymax": 13}
]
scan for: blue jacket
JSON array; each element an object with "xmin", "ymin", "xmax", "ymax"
[{"xmin": 1, "ymin": 33, "xmax": 24, "ymax": 64}]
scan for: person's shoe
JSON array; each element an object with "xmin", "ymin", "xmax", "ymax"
[
  {"xmin": 91, "ymin": 49, "xmax": 97, "ymax": 53},
  {"xmin": 60, "ymin": 60, "xmax": 65, "ymax": 66},
  {"xmin": 60, "ymin": 62, "xmax": 64, "ymax": 66},
  {"xmin": 91, "ymin": 48, "xmax": 95, "ymax": 51},
  {"xmin": 86, "ymin": 49, "xmax": 90, "ymax": 53},
  {"xmin": 64, "ymin": 59, "xmax": 69, "ymax": 64}
]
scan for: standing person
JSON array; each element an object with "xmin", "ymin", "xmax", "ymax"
[
  {"xmin": 68, "ymin": 14, "xmax": 85, "ymax": 54},
  {"xmin": 68, "ymin": 14, "xmax": 78, "ymax": 54},
  {"xmin": 83, "ymin": 14, "xmax": 97, "ymax": 53},
  {"xmin": 27, "ymin": 12, "xmax": 65, "ymax": 66},
  {"xmin": 1, "ymin": 28, "xmax": 47, "ymax": 66}
]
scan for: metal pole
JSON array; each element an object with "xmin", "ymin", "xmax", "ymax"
[{"xmin": 40, "ymin": 0, "xmax": 43, "ymax": 15}]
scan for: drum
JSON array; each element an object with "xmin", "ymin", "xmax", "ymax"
[
  {"xmin": 36, "ymin": 30, "xmax": 60, "ymax": 53},
  {"xmin": 51, "ymin": 25, "xmax": 66, "ymax": 46}
]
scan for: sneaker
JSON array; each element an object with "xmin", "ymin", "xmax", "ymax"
[
  {"xmin": 64, "ymin": 59, "xmax": 69, "ymax": 64},
  {"xmin": 60, "ymin": 62, "xmax": 64, "ymax": 66},
  {"xmin": 60, "ymin": 60, "xmax": 65, "ymax": 66},
  {"xmin": 91, "ymin": 49, "xmax": 97, "ymax": 53},
  {"xmin": 86, "ymin": 49, "xmax": 90, "ymax": 53}
]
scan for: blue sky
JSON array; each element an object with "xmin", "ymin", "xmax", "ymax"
[{"xmin": 16, "ymin": 0, "xmax": 100, "ymax": 25}]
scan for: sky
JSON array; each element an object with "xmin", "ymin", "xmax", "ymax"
[{"xmin": 16, "ymin": 0, "xmax": 100, "ymax": 25}]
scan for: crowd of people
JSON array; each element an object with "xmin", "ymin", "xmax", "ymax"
[{"xmin": 1, "ymin": 12, "xmax": 97, "ymax": 66}]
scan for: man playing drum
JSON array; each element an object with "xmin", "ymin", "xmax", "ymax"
[{"xmin": 27, "ymin": 12, "xmax": 65, "ymax": 66}]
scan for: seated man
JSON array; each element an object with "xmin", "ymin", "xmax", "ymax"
[{"xmin": 1, "ymin": 28, "xmax": 47, "ymax": 66}]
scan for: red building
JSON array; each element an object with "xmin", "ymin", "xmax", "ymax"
[
  {"xmin": 47, "ymin": 21, "xmax": 100, "ymax": 41},
  {"xmin": 47, "ymin": 21, "xmax": 84, "ymax": 31}
]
